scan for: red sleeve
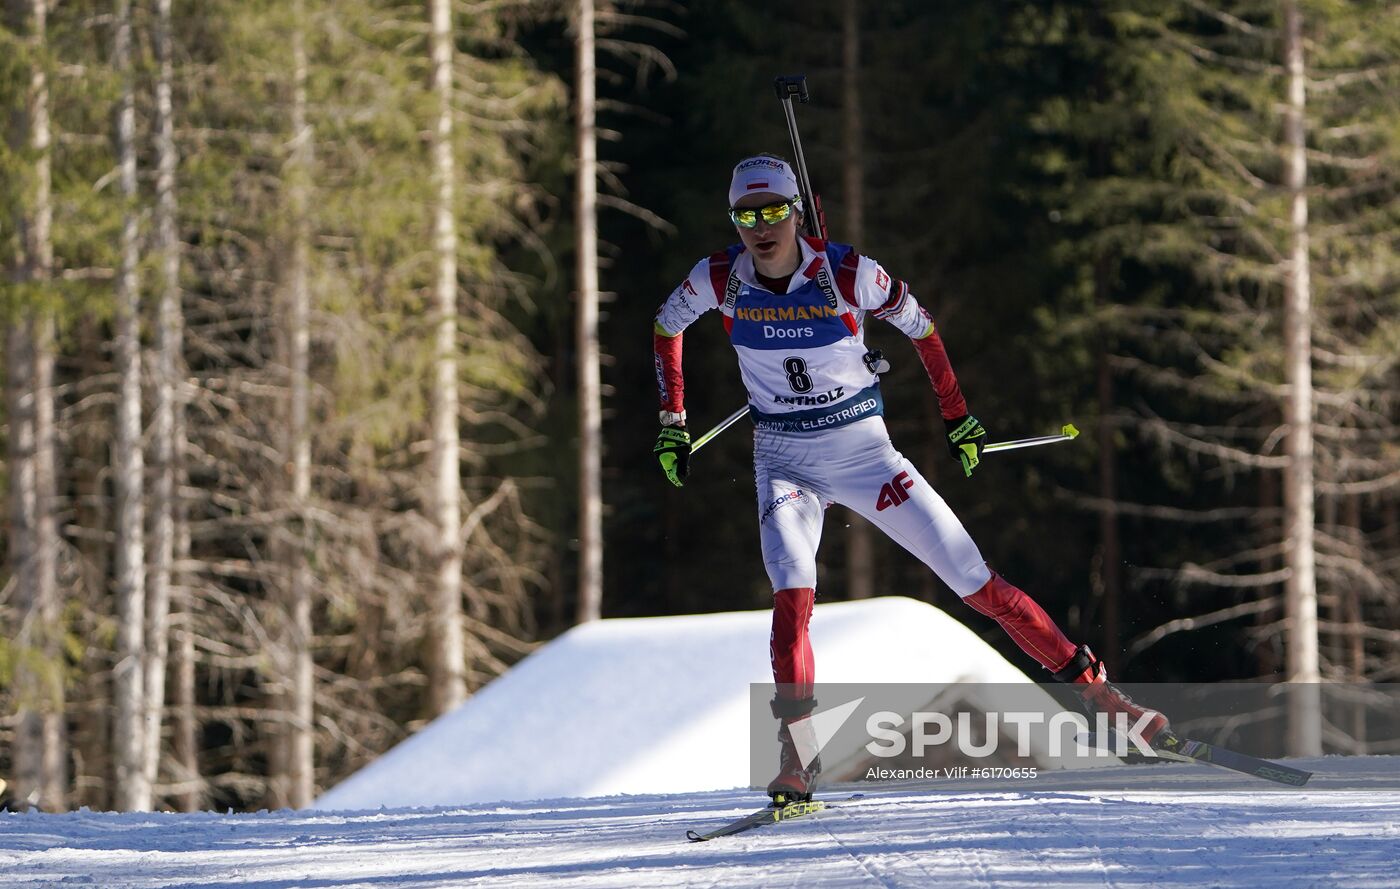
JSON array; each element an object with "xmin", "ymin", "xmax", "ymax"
[
  {"xmin": 653, "ymin": 330, "xmax": 685, "ymax": 413},
  {"xmin": 911, "ymin": 326, "xmax": 968, "ymax": 420}
]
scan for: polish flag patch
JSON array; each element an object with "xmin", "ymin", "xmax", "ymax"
[
  {"xmin": 875, "ymin": 268, "xmax": 890, "ymax": 291},
  {"xmin": 747, "ymin": 181, "xmax": 769, "ymax": 190}
]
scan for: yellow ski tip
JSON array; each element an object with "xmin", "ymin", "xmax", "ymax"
[{"xmin": 1062, "ymin": 423, "xmax": 1080, "ymax": 439}]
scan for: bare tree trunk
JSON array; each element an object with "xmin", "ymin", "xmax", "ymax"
[
  {"xmin": 29, "ymin": 0, "xmax": 62, "ymax": 807},
  {"xmin": 1094, "ymin": 260, "xmax": 1121, "ymax": 674},
  {"xmin": 264, "ymin": 687, "xmax": 288, "ymax": 809},
  {"xmin": 6, "ymin": 0, "xmax": 64, "ymax": 813},
  {"xmin": 166, "ymin": 337, "xmax": 194, "ymax": 810},
  {"xmin": 1281, "ymin": 0, "xmax": 1321, "ymax": 756},
  {"xmin": 171, "ymin": 483, "xmax": 200, "ymax": 810},
  {"xmin": 427, "ymin": 0, "xmax": 467, "ymax": 712},
  {"xmin": 112, "ymin": 0, "xmax": 151, "ymax": 812},
  {"xmin": 1082, "ymin": 18, "xmax": 1122, "ymax": 670},
  {"xmin": 32, "ymin": 315, "xmax": 62, "ymax": 813},
  {"xmin": 143, "ymin": 0, "xmax": 181, "ymax": 804},
  {"xmin": 574, "ymin": 0, "xmax": 603, "ymax": 624},
  {"xmin": 841, "ymin": 0, "xmax": 874, "ymax": 601},
  {"xmin": 285, "ymin": 1, "xmax": 315, "ymax": 805},
  {"xmin": 35, "ymin": 318, "xmax": 64, "ymax": 812},
  {"xmin": 6, "ymin": 319, "xmax": 40, "ymax": 809}
]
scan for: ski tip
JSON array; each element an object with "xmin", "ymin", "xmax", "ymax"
[
  {"xmin": 686, "ymin": 830, "xmax": 706, "ymax": 842},
  {"xmin": 1062, "ymin": 423, "xmax": 1080, "ymax": 439}
]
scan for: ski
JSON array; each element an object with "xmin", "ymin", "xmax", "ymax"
[
  {"xmin": 685, "ymin": 793, "xmax": 861, "ymax": 842},
  {"xmin": 1078, "ymin": 731, "xmax": 1312, "ymax": 786},
  {"xmin": 1151, "ymin": 732, "xmax": 1312, "ymax": 787}
]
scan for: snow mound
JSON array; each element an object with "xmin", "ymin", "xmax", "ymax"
[{"xmin": 316, "ymin": 596, "xmax": 1056, "ymax": 809}]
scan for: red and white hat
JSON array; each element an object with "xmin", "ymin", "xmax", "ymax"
[{"xmin": 729, "ymin": 155, "xmax": 802, "ymax": 209}]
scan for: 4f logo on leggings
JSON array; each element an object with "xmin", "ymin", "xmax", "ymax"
[{"xmin": 875, "ymin": 471, "xmax": 915, "ymax": 511}]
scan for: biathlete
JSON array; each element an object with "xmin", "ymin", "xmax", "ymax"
[{"xmin": 652, "ymin": 154, "xmax": 1170, "ymax": 802}]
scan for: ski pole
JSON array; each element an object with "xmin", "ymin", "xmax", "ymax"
[
  {"xmin": 774, "ymin": 75, "xmax": 826, "ymax": 240},
  {"xmin": 689, "ymin": 353, "xmax": 891, "ymax": 457},
  {"xmin": 692, "ymin": 412, "xmax": 1078, "ymax": 458},
  {"xmin": 983, "ymin": 424, "xmax": 1081, "ymax": 453},
  {"xmin": 689, "ymin": 405, "xmax": 751, "ymax": 456}
]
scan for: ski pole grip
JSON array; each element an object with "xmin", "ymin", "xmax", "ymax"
[{"xmin": 774, "ymin": 75, "xmax": 809, "ymax": 104}]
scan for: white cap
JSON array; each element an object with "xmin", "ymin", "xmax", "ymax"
[{"xmin": 728, "ymin": 155, "xmax": 802, "ymax": 209}]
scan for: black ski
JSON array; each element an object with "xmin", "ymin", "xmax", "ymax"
[
  {"xmin": 685, "ymin": 793, "xmax": 861, "ymax": 842},
  {"xmin": 1078, "ymin": 730, "xmax": 1312, "ymax": 786},
  {"xmin": 1151, "ymin": 733, "xmax": 1312, "ymax": 786}
]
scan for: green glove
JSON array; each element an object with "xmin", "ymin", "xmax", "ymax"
[
  {"xmin": 945, "ymin": 414, "xmax": 987, "ymax": 478},
  {"xmin": 654, "ymin": 425, "xmax": 691, "ymax": 487}
]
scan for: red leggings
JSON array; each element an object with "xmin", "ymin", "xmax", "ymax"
[
  {"xmin": 770, "ymin": 587, "xmax": 815, "ymax": 700},
  {"xmin": 963, "ymin": 571, "xmax": 1077, "ymax": 672},
  {"xmin": 769, "ymin": 574, "xmax": 1078, "ymax": 691}
]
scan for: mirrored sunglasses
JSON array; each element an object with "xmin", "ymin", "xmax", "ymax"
[{"xmin": 729, "ymin": 198, "xmax": 799, "ymax": 229}]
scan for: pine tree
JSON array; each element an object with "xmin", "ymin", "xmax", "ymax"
[
  {"xmin": 143, "ymin": 0, "xmax": 187, "ymax": 804},
  {"xmin": 111, "ymin": 0, "xmax": 151, "ymax": 812},
  {"xmin": 574, "ymin": 0, "xmax": 603, "ymax": 623},
  {"xmin": 166, "ymin": 0, "xmax": 561, "ymax": 805},
  {"xmin": 840, "ymin": 0, "xmax": 875, "ymax": 601},
  {"xmin": 427, "ymin": 0, "xmax": 467, "ymax": 715},
  {"xmin": 3, "ymin": 0, "xmax": 65, "ymax": 812},
  {"xmin": 1035, "ymin": 0, "xmax": 1400, "ymax": 731}
]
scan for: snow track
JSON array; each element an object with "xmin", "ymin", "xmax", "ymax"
[{"xmin": 2, "ymin": 757, "xmax": 1398, "ymax": 888}]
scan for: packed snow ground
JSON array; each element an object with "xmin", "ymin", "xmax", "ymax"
[{"xmin": 4, "ymin": 757, "xmax": 1398, "ymax": 888}]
